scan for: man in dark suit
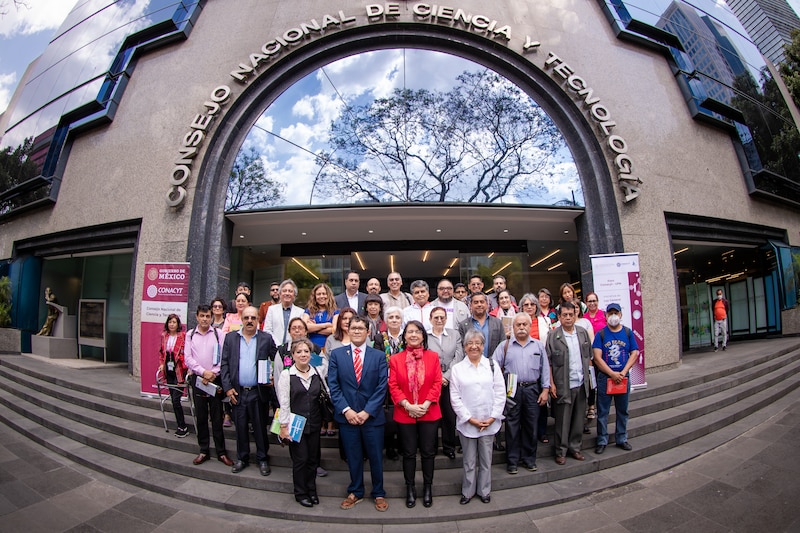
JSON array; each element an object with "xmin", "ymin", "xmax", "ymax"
[
  {"xmin": 458, "ymin": 292, "xmax": 506, "ymax": 358},
  {"xmin": 327, "ymin": 315, "xmax": 389, "ymax": 512},
  {"xmin": 221, "ymin": 305, "xmax": 278, "ymax": 476},
  {"xmin": 335, "ymin": 270, "xmax": 367, "ymax": 315}
]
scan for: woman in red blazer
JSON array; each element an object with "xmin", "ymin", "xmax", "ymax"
[
  {"xmin": 158, "ymin": 313, "xmax": 189, "ymax": 438},
  {"xmin": 389, "ymin": 320, "xmax": 443, "ymax": 509}
]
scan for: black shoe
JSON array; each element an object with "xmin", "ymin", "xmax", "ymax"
[
  {"xmin": 422, "ymin": 484, "xmax": 432, "ymax": 508},
  {"xmin": 459, "ymin": 495, "xmax": 471, "ymax": 505},
  {"xmin": 506, "ymin": 465, "xmax": 518, "ymax": 474},
  {"xmin": 231, "ymin": 460, "xmax": 247, "ymax": 473},
  {"xmin": 616, "ymin": 441, "xmax": 633, "ymax": 451},
  {"xmin": 583, "ymin": 425, "xmax": 591, "ymax": 434},
  {"xmin": 456, "ymin": 446, "xmax": 463, "ymax": 454},
  {"xmin": 523, "ymin": 462, "xmax": 537, "ymax": 472},
  {"xmin": 480, "ymin": 494, "xmax": 491, "ymax": 504},
  {"xmin": 405, "ymin": 485, "xmax": 417, "ymax": 508},
  {"xmin": 595, "ymin": 445, "xmax": 606, "ymax": 454},
  {"xmin": 493, "ymin": 441, "xmax": 505, "ymax": 451},
  {"xmin": 259, "ymin": 460, "xmax": 271, "ymax": 476},
  {"xmin": 310, "ymin": 495, "xmax": 319, "ymax": 505},
  {"xmin": 298, "ymin": 498, "xmax": 314, "ymax": 507},
  {"xmin": 445, "ymin": 450, "xmax": 455, "ymax": 459},
  {"xmin": 387, "ymin": 448, "xmax": 399, "ymax": 461},
  {"xmin": 722, "ymin": 345, "xmax": 727, "ymax": 351},
  {"xmin": 175, "ymin": 426, "xmax": 189, "ymax": 438}
]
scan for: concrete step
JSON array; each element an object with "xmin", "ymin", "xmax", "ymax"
[{"xmin": 2, "ymin": 367, "xmax": 799, "ymax": 524}]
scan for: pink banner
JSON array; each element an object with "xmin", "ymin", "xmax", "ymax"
[
  {"xmin": 590, "ymin": 253, "xmax": 646, "ymax": 387},
  {"xmin": 140, "ymin": 263, "xmax": 190, "ymax": 396}
]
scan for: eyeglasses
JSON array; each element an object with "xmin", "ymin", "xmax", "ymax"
[
  {"xmin": 270, "ymin": 288, "xmax": 279, "ymax": 292},
  {"xmin": 465, "ymin": 341, "xmax": 483, "ymax": 347},
  {"xmin": 431, "ymin": 316, "xmax": 446, "ymax": 321},
  {"xmin": 586, "ymin": 299, "xmax": 598, "ymax": 303},
  {"xmin": 243, "ymin": 316, "xmax": 257, "ymax": 321},
  {"xmin": 438, "ymin": 286, "xmax": 453, "ymax": 291},
  {"xmin": 349, "ymin": 326, "xmax": 367, "ymax": 331},
  {"xmin": 212, "ymin": 304, "xmax": 223, "ymax": 308}
]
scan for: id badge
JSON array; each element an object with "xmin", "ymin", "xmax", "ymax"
[{"xmin": 167, "ymin": 361, "xmax": 175, "ymax": 372}]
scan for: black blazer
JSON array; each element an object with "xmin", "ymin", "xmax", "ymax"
[
  {"xmin": 334, "ymin": 291, "xmax": 368, "ymax": 315},
  {"xmin": 220, "ymin": 329, "xmax": 278, "ymax": 401}
]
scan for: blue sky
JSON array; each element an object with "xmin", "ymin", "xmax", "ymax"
[{"xmin": 0, "ymin": 0, "xmax": 78, "ymax": 113}]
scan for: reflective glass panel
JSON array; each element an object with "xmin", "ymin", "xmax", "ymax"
[{"xmin": 228, "ymin": 49, "xmax": 583, "ymax": 210}]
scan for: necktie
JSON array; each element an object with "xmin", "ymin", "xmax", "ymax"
[{"xmin": 354, "ymin": 347, "xmax": 363, "ymax": 384}]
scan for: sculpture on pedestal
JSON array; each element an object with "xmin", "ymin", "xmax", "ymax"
[{"xmin": 36, "ymin": 287, "xmax": 60, "ymax": 336}]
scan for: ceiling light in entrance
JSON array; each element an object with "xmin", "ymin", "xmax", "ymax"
[
  {"xmin": 291, "ymin": 258, "xmax": 319, "ymax": 280},
  {"xmin": 390, "ymin": 254, "xmax": 395, "ymax": 273},
  {"xmin": 547, "ymin": 262, "xmax": 564, "ymax": 271},
  {"xmin": 530, "ymin": 249, "xmax": 560, "ymax": 267},
  {"xmin": 354, "ymin": 252, "xmax": 366, "ymax": 270},
  {"xmin": 422, "ymin": 251, "xmax": 429, "ymax": 262},
  {"xmin": 492, "ymin": 261, "xmax": 512, "ymax": 276},
  {"xmin": 448, "ymin": 258, "xmax": 459, "ymax": 268}
]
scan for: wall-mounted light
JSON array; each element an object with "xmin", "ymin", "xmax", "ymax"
[
  {"xmin": 291, "ymin": 258, "xmax": 320, "ymax": 280},
  {"xmin": 547, "ymin": 262, "xmax": 564, "ymax": 271},
  {"xmin": 530, "ymin": 249, "xmax": 560, "ymax": 267},
  {"xmin": 354, "ymin": 252, "xmax": 366, "ymax": 270}
]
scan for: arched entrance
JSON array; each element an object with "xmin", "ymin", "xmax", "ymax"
[{"xmin": 188, "ymin": 23, "xmax": 623, "ymax": 306}]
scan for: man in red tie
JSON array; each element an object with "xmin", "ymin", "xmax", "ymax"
[{"xmin": 327, "ymin": 315, "xmax": 389, "ymax": 512}]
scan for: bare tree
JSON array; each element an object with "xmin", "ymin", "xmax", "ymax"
[
  {"xmin": 314, "ymin": 70, "xmax": 566, "ymax": 204},
  {"xmin": 225, "ymin": 148, "xmax": 285, "ymax": 211},
  {"xmin": 0, "ymin": 1, "xmax": 30, "ymax": 17}
]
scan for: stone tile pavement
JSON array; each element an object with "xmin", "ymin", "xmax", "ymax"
[
  {"xmin": 2, "ymin": 385, "xmax": 799, "ymax": 532},
  {"xmin": 2, "ymin": 340, "xmax": 800, "ymax": 532}
]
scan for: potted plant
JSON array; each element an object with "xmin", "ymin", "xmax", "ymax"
[{"xmin": 0, "ymin": 276, "xmax": 20, "ymax": 353}]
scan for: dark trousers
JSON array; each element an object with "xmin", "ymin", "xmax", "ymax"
[
  {"xmin": 505, "ymin": 385, "xmax": 540, "ymax": 467},
  {"xmin": 537, "ymin": 402, "xmax": 549, "ymax": 439},
  {"xmin": 191, "ymin": 381, "xmax": 226, "ymax": 457},
  {"xmin": 340, "ymin": 422, "xmax": 385, "ymax": 498},
  {"xmin": 166, "ymin": 372, "xmax": 187, "ymax": 429},
  {"xmin": 439, "ymin": 384, "xmax": 457, "ymax": 454},
  {"xmin": 289, "ymin": 430, "xmax": 321, "ymax": 500},
  {"xmin": 232, "ymin": 388, "xmax": 269, "ymax": 462},
  {"xmin": 397, "ymin": 420, "xmax": 438, "ymax": 486},
  {"xmin": 384, "ymin": 398, "xmax": 399, "ymax": 454},
  {"xmin": 553, "ymin": 386, "xmax": 587, "ymax": 457}
]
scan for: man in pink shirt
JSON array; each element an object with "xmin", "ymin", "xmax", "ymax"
[{"xmin": 184, "ymin": 304, "xmax": 234, "ymax": 467}]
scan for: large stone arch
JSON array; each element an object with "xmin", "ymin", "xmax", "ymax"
[{"xmin": 187, "ymin": 22, "xmax": 624, "ymax": 307}]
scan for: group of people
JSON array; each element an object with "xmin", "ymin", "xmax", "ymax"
[{"xmin": 156, "ymin": 271, "xmax": 639, "ymax": 511}]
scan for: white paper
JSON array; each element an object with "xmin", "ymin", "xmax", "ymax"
[
  {"xmin": 258, "ymin": 359, "xmax": 271, "ymax": 384},
  {"xmin": 195, "ymin": 378, "xmax": 219, "ymax": 396}
]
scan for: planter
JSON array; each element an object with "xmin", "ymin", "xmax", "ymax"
[{"xmin": 0, "ymin": 328, "xmax": 21, "ymax": 353}]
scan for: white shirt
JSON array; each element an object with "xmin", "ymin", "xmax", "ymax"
[
  {"xmin": 403, "ymin": 302, "xmax": 433, "ymax": 330},
  {"xmin": 431, "ymin": 298, "xmax": 470, "ymax": 329},
  {"xmin": 449, "ymin": 357, "xmax": 506, "ymax": 439},
  {"xmin": 277, "ymin": 365, "xmax": 327, "ymax": 425},
  {"xmin": 563, "ymin": 328, "xmax": 584, "ymax": 389}
]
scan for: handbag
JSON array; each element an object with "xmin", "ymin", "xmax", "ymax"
[{"xmin": 314, "ymin": 367, "xmax": 335, "ymax": 422}]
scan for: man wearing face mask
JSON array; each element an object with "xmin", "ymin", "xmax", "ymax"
[
  {"xmin": 712, "ymin": 289, "xmax": 730, "ymax": 352},
  {"xmin": 592, "ymin": 303, "xmax": 639, "ymax": 455}
]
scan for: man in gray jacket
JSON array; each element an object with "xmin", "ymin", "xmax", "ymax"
[{"xmin": 546, "ymin": 301, "xmax": 593, "ymax": 465}]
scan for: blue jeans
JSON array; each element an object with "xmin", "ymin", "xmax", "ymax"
[{"xmin": 596, "ymin": 374, "xmax": 630, "ymax": 446}]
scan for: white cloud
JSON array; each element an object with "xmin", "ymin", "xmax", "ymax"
[
  {"xmin": 0, "ymin": 71, "xmax": 16, "ymax": 112},
  {"xmin": 0, "ymin": 0, "xmax": 77, "ymax": 38}
]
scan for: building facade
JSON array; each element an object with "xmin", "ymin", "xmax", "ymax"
[{"xmin": 1, "ymin": 0, "xmax": 799, "ymax": 376}]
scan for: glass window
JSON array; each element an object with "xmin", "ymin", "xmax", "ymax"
[{"xmin": 227, "ymin": 49, "xmax": 582, "ymax": 210}]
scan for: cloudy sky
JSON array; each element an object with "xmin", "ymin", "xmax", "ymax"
[{"xmin": 0, "ymin": 0, "xmax": 78, "ymax": 113}]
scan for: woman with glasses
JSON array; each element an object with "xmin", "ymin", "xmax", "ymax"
[
  {"xmin": 364, "ymin": 294, "xmax": 387, "ymax": 349},
  {"xmin": 584, "ymin": 292, "xmax": 606, "ymax": 337},
  {"xmin": 427, "ymin": 306, "xmax": 463, "ymax": 459},
  {"xmin": 210, "ymin": 298, "xmax": 227, "ymax": 330},
  {"xmin": 389, "ymin": 320, "xmax": 443, "ymax": 508},
  {"xmin": 450, "ymin": 329, "xmax": 505, "ymax": 505}
]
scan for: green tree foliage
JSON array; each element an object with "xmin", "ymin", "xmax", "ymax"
[
  {"xmin": 0, "ymin": 137, "xmax": 42, "ymax": 214},
  {"xmin": 225, "ymin": 147, "xmax": 285, "ymax": 211},
  {"xmin": 0, "ymin": 276, "xmax": 11, "ymax": 327},
  {"xmin": 731, "ymin": 69, "xmax": 800, "ymax": 181},
  {"xmin": 314, "ymin": 70, "xmax": 566, "ymax": 204},
  {"xmin": 780, "ymin": 29, "xmax": 800, "ymax": 108}
]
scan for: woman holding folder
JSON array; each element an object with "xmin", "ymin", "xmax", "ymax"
[{"xmin": 277, "ymin": 337, "xmax": 326, "ymax": 507}]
